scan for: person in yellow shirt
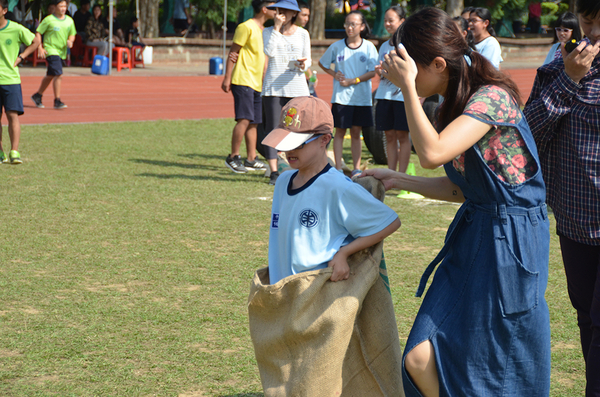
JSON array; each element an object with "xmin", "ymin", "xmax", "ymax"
[{"xmin": 221, "ymin": 0, "xmax": 275, "ymax": 174}]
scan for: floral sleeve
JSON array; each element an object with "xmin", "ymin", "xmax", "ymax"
[{"xmin": 452, "ymin": 85, "xmax": 538, "ymax": 185}]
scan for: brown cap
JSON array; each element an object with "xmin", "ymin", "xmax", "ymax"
[{"xmin": 262, "ymin": 96, "xmax": 333, "ymax": 151}]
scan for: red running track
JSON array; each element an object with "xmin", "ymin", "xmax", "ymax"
[{"xmin": 5, "ymin": 69, "xmax": 538, "ymax": 126}]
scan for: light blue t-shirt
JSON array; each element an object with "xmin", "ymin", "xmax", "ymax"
[
  {"xmin": 268, "ymin": 164, "xmax": 399, "ymax": 284},
  {"xmin": 374, "ymin": 39, "xmax": 404, "ymax": 101},
  {"xmin": 475, "ymin": 36, "xmax": 503, "ymax": 69},
  {"xmin": 319, "ymin": 38, "xmax": 378, "ymax": 106}
]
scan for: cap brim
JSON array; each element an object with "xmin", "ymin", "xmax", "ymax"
[
  {"xmin": 262, "ymin": 129, "xmax": 314, "ymax": 151},
  {"xmin": 267, "ymin": 4, "xmax": 301, "ymax": 11}
]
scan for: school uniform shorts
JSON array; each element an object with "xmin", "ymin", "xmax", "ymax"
[
  {"xmin": 46, "ymin": 55, "xmax": 64, "ymax": 76},
  {"xmin": 231, "ymin": 84, "xmax": 262, "ymax": 124},
  {"xmin": 0, "ymin": 84, "xmax": 24, "ymax": 115},
  {"xmin": 375, "ymin": 99, "xmax": 409, "ymax": 131},
  {"xmin": 331, "ymin": 103, "xmax": 373, "ymax": 129}
]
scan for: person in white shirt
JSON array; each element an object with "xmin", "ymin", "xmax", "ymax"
[{"xmin": 469, "ymin": 7, "xmax": 503, "ymax": 69}]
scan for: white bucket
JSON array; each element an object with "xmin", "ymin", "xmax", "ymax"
[{"xmin": 142, "ymin": 46, "xmax": 153, "ymax": 65}]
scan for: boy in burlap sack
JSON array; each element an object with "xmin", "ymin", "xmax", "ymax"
[{"xmin": 248, "ymin": 96, "xmax": 404, "ymax": 396}]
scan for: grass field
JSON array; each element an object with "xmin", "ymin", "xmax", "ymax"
[{"xmin": 0, "ymin": 119, "xmax": 586, "ymax": 396}]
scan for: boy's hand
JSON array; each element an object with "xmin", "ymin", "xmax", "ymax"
[
  {"xmin": 38, "ymin": 47, "xmax": 47, "ymax": 59},
  {"xmin": 67, "ymin": 40, "xmax": 74, "ymax": 49},
  {"xmin": 335, "ymin": 71, "xmax": 345, "ymax": 82},
  {"xmin": 14, "ymin": 55, "xmax": 23, "ymax": 67},
  {"xmin": 221, "ymin": 78, "xmax": 231, "ymax": 93},
  {"xmin": 328, "ymin": 250, "xmax": 350, "ymax": 282}
]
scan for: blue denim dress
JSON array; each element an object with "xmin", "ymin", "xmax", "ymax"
[{"xmin": 402, "ymin": 113, "xmax": 551, "ymax": 396}]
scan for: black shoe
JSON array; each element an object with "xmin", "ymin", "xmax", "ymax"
[
  {"xmin": 269, "ymin": 171, "xmax": 280, "ymax": 185},
  {"xmin": 244, "ymin": 157, "xmax": 267, "ymax": 171},
  {"xmin": 225, "ymin": 154, "xmax": 248, "ymax": 174},
  {"xmin": 54, "ymin": 98, "xmax": 67, "ymax": 109},
  {"xmin": 31, "ymin": 93, "xmax": 44, "ymax": 108}
]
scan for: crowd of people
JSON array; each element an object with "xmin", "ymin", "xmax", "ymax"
[{"xmin": 222, "ymin": 0, "xmax": 600, "ymax": 396}]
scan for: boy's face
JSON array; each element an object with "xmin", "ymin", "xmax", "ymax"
[
  {"xmin": 296, "ymin": 7, "xmax": 310, "ymax": 27},
  {"xmin": 264, "ymin": 3, "xmax": 276, "ymax": 19},
  {"xmin": 284, "ymin": 135, "xmax": 330, "ymax": 170},
  {"xmin": 55, "ymin": 1, "xmax": 67, "ymax": 16},
  {"xmin": 580, "ymin": 12, "xmax": 600, "ymax": 45},
  {"xmin": 0, "ymin": 5, "xmax": 6, "ymax": 19}
]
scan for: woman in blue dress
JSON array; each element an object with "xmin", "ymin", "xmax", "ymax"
[{"xmin": 362, "ymin": 7, "xmax": 551, "ymax": 397}]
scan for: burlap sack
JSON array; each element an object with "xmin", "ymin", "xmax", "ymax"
[{"xmin": 248, "ymin": 177, "xmax": 404, "ymax": 397}]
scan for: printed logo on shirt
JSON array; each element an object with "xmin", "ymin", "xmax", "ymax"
[
  {"xmin": 53, "ymin": 26, "xmax": 61, "ymax": 31},
  {"xmin": 272, "ymin": 213, "xmax": 279, "ymax": 229},
  {"xmin": 5, "ymin": 39, "xmax": 12, "ymax": 45},
  {"xmin": 337, "ymin": 55, "xmax": 345, "ymax": 63},
  {"xmin": 360, "ymin": 55, "xmax": 367, "ymax": 63},
  {"xmin": 299, "ymin": 209, "xmax": 319, "ymax": 228}
]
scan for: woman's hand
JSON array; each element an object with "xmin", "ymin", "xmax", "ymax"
[
  {"xmin": 273, "ymin": 12, "xmax": 285, "ymax": 32},
  {"xmin": 382, "ymin": 45, "xmax": 418, "ymax": 92},
  {"xmin": 295, "ymin": 57, "xmax": 306, "ymax": 70},
  {"xmin": 360, "ymin": 168, "xmax": 402, "ymax": 191},
  {"xmin": 562, "ymin": 40, "xmax": 600, "ymax": 84}
]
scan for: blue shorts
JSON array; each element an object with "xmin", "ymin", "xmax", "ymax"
[
  {"xmin": 331, "ymin": 103, "xmax": 373, "ymax": 129},
  {"xmin": 231, "ymin": 84, "xmax": 262, "ymax": 124},
  {"xmin": 376, "ymin": 100, "xmax": 409, "ymax": 131},
  {"xmin": 46, "ymin": 55, "xmax": 64, "ymax": 76},
  {"xmin": 0, "ymin": 84, "xmax": 24, "ymax": 115}
]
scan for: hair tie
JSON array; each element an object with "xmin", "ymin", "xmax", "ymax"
[{"xmin": 464, "ymin": 47, "xmax": 472, "ymax": 67}]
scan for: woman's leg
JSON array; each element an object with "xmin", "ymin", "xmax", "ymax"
[
  {"xmin": 261, "ymin": 96, "xmax": 283, "ymax": 173},
  {"xmin": 397, "ymin": 130, "xmax": 411, "ymax": 173},
  {"xmin": 349, "ymin": 125, "xmax": 362, "ymax": 171},
  {"xmin": 333, "ymin": 127, "xmax": 346, "ymax": 170},
  {"xmin": 384, "ymin": 129, "xmax": 398, "ymax": 171},
  {"xmin": 405, "ymin": 340, "xmax": 439, "ymax": 397}
]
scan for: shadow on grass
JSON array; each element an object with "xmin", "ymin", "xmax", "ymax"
[
  {"xmin": 219, "ymin": 394, "xmax": 264, "ymax": 397},
  {"xmin": 179, "ymin": 153, "xmax": 226, "ymax": 161},
  {"xmin": 129, "ymin": 159, "xmax": 203, "ymax": 169},
  {"xmin": 135, "ymin": 173, "xmax": 268, "ymax": 183}
]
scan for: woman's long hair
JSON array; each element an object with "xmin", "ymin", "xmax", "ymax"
[
  {"xmin": 552, "ymin": 12, "xmax": 582, "ymax": 44},
  {"xmin": 471, "ymin": 7, "xmax": 496, "ymax": 38},
  {"xmin": 347, "ymin": 10, "xmax": 371, "ymax": 39},
  {"xmin": 391, "ymin": 7, "xmax": 521, "ymax": 130}
]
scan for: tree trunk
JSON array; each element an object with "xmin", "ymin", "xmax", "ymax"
[
  {"xmin": 139, "ymin": 0, "xmax": 160, "ymax": 38},
  {"xmin": 309, "ymin": 0, "xmax": 326, "ymax": 40},
  {"xmin": 446, "ymin": 0, "xmax": 464, "ymax": 18}
]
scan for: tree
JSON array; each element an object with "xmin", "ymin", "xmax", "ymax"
[
  {"xmin": 308, "ymin": 0, "xmax": 327, "ymax": 40},
  {"xmin": 194, "ymin": 0, "xmax": 251, "ymax": 39},
  {"xmin": 446, "ymin": 0, "xmax": 464, "ymax": 17},
  {"xmin": 140, "ymin": 0, "xmax": 160, "ymax": 38}
]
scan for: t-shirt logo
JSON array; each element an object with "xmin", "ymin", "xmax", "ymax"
[
  {"xmin": 337, "ymin": 55, "xmax": 345, "ymax": 63},
  {"xmin": 360, "ymin": 55, "xmax": 367, "ymax": 62},
  {"xmin": 272, "ymin": 213, "xmax": 279, "ymax": 229},
  {"xmin": 5, "ymin": 39, "xmax": 12, "ymax": 45},
  {"xmin": 53, "ymin": 26, "xmax": 61, "ymax": 31},
  {"xmin": 299, "ymin": 209, "xmax": 318, "ymax": 228}
]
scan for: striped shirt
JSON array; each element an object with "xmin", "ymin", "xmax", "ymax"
[
  {"xmin": 262, "ymin": 26, "xmax": 311, "ymax": 97},
  {"xmin": 523, "ymin": 41, "xmax": 600, "ymax": 245}
]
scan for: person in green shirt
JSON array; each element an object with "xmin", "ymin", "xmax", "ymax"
[
  {"xmin": 30, "ymin": 0, "xmax": 76, "ymax": 110},
  {"xmin": 0, "ymin": 0, "xmax": 40, "ymax": 164}
]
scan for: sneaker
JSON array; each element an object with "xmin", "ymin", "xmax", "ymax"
[
  {"xmin": 269, "ymin": 171, "xmax": 280, "ymax": 185},
  {"xmin": 225, "ymin": 154, "xmax": 248, "ymax": 174},
  {"xmin": 244, "ymin": 157, "xmax": 267, "ymax": 171},
  {"xmin": 31, "ymin": 93, "xmax": 44, "ymax": 108},
  {"xmin": 54, "ymin": 98, "xmax": 67, "ymax": 109},
  {"xmin": 0, "ymin": 151, "xmax": 6, "ymax": 164},
  {"xmin": 351, "ymin": 169, "xmax": 362, "ymax": 177},
  {"xmin": 9, "ymin": 150, "xmax": 22, "ymax": 165}
]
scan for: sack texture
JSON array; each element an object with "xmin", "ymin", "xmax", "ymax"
[{"xmin": 248, "ymin": 177, "xmax": 404, "ymax": 397}]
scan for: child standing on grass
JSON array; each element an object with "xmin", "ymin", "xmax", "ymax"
[
  {"xmin": 0, "ymin": 0, "xmax": 40, "ymax": 164},
  {"xmin": 30, "ymin": 0, "xmax": 76, "ymax": 110},
  {"xmin": 374, "ymin": 5, "xmax": 410, "ymax": 172},
  {"xmin": 221, "ymin": 0, "xmax": 275, "ymax": 175},
  {"xmin": 318, "ymin": 10, "xmax": 377, "ymax": 177},
  {"xmin": 262, "ymin": 96, "xmax": 400, "ymax": 284}
]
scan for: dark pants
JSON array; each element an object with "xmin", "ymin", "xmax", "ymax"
[
  {"xmin": 559, "ymin": 235, "xmax": 600, "ymax": 396},
  {"xmin": 260, "ymin": 96, "xmax": 292, "ymax": 160}
]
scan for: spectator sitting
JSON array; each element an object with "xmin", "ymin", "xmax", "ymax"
[
  {"xmin": 128, "ymin": 17, "xmax": 145, "ymax": 48},
  {"xmin": 85, "ymin": 4, "xmax": 112, "ymax": 56},
  {"xmin": 73, "ymin": 0, "xmax": 91, "ymax": 39},
  {"xmin": 103, "ymin": 7, "xmax": 126, "ymax": 46}
]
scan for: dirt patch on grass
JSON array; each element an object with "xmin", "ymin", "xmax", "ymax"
[{"xmin": 0, "ymin": 349, "xmax": 22, "ymax": 358}]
